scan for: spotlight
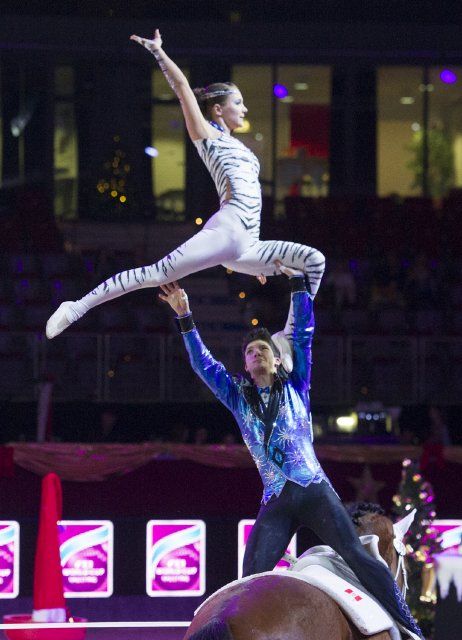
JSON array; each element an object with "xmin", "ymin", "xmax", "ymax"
[
  {"xmin": 10, "ymin": 100, "xmax": 35, "ymax": 137},
  {"xmin": 144, "ymin": 146, "xmax": 159, "ymax": 157},
  {"xmin": 235, "ymin": 119, "xmax": 251, "ymax": 133},
  {"xmin": 400, "ymin": 97, "xmax": 415, "ymax": 105},
  {"xmin": 273, "ymin": 84, "xmax": 289, "ymax": 99},
  {"xmin": 10, "ymin": 113, "xmax": 31, "ymax": 137},
  {"xmin": 335, "ymin": 414, "xmax": 358, "ymax": 433},
  {"xmin": 440, "ymin": 69, "xmax": 457, "ymax": 84}
]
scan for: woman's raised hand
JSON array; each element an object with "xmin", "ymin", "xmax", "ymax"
[
  {"xmin": 130, "ymin": 28, "xmax": 163, "ymax": 53},
  {"xmin": 158, "ymin": 281, "xmax": 190, "ymax": 316}
]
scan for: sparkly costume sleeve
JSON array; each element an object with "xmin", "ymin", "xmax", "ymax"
[
  {"xmin": 290, "ymin": 278, "xmax": 315, "ymax": 396},
  {"xmin": 182, "ymin": 328, "xmax": 239, "ymax": 412}
]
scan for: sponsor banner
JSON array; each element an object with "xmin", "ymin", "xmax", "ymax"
[
  {"xmin": 146, "ymin": 520, "xmax": 205, "ymax": 597},
  {"xmin": 0, "ymin": 522, "xmax": 19, "ymax": 598},
  {"xmin": 238, "ymin": 519, "xmax": 297, "ymax": 578},
  {"xmin": 58, "ymin": 520, "xmax": 113, "ymax": 598},
  {"xmin": 433, "ymin": 519, "xmax": 462, "ymax": 554}
]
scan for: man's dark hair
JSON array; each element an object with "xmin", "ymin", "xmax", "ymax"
[
  {"xmin": 241, "ymin": 327, "xmax": 280, "ymax": 357},
  {"xmin": 347, "ymin": 502, "xmax": 385, "ymax": 527}
]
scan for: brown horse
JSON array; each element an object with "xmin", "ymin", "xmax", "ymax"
[{"xmin": 184, "ymin": 505, "xmax": 413, "ymax": 640}]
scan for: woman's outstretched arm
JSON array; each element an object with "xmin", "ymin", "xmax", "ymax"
[{"xmin": 131, "ymin": 29, "xmax": 216, "ymax": 142}]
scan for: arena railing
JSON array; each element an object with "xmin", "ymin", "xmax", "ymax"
[{"xmin": 1, "ymin": 332, "xmax": 462, "ymax": 405}]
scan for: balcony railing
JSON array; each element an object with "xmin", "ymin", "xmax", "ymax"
[{"xmin": 2, "ymin": 331, "xmax": 462, "ymax": 405}]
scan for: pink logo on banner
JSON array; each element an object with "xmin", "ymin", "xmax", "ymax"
[
  {"xmin": 0, "ymin": 522, "xmax": 19, "ymax": 599},
  {"xmin": 433, "ymin": 519, "xmax": 462, "ymax": 554},
  {"xmin": 238, "ymin": 519, "xmax": 297, "ymax": 578},
  {"xmin": 58, "ymin": 520, "xmax": 113, "ymax": 598},
  {"xmin": 146, "ymin": 520, "xmax": 205, "ymax": 597}
]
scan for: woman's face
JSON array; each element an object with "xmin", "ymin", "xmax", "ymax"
[{"xmin": 214, "ymin": 89, "xmax": 248, "ymax": 131}]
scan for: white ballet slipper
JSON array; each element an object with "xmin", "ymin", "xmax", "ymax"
[
  {"xmin": 272, "ymin": 330, "xmax": 293, "ymax": 373},
  {"xmin": 45, "ymin": 301, "xmax": 75, "ymax": 339}
]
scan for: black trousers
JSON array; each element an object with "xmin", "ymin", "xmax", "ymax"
[{"xmin": 242, "ymin": 479, "xmax": 421, "ymax": 635}]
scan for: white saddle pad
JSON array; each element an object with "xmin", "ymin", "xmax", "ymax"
[{"xmin": 288, "ymin": 564, "xmax": 394, "ymax": 636}]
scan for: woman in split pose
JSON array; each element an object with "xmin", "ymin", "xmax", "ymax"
[{"xmin": 46, "ymin": 29, "xmax": 325, "ymax": 339}]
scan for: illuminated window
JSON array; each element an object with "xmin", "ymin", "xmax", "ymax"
[
  {"xmin": 54, "ymin": 66, "xmax": 78, "ymax": 219},
  {"xmin": 275, "ymin": 65, "xmax": 331, "ymax": 202},
  {"xmin": 152, "ymin": 68, "xmax": 188, "ymax": 220},
  {"xmin": 232, "ymin": 65, "xmax": 273, "ymax": 197},
  {"xmin": 232, "ymin": 64, "xmax": 331, "ymax": 211},
  {"xmin": 377, "ymin": 67, "xmax": 424, "ymax": 196},
  {"xmin": 428, "ymin": 66, "xmax": 462, "ymax": 197}
]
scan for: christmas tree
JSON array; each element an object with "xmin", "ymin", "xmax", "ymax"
[
  {"xmin": 392, "ymin": 458, "xmax": 441, "ymax": 635},
  {"xmin": 95, "ymin": 135, "xmax": 135, "ymax": 217}
]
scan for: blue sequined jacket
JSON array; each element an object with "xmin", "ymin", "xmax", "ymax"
[{"xmin": 180, "ymin": 287, "xmax": 331, "ymax": 504}]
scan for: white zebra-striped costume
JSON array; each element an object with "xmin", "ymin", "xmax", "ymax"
[{"xmin": 46, "ymin": 132, "xmax": 325, "ymax": 339}]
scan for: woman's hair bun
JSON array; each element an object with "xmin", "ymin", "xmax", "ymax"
[{"xmin": 193, "ymin": 87, "xmax": 207, "ymax": 99}]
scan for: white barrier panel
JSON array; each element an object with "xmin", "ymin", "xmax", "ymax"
[
  {"xmin": 0, "ymin": 621, "xmax": 190, "ymax": 628},
  {"xmin": 146, "ymin": 520, "xmax": 206, "ymax": 597},
  {"xmin": 0, "ymin": 620, "xmax": 190, "ymax": 639},
  {"xmin": 0, "ymin": 521, "xmax": 19, "ymax": 599},
  {"xmin": 58, "ymin": 520, "xmax": 114, "ymax": 598},
  {"xmin": 238, "ymin": 519, "xmax": 297, "ymax": 578}
]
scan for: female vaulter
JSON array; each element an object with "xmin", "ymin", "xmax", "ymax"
[{"xmin": 46, "ymin": 29, "xmax": 325, "ymax": 339}]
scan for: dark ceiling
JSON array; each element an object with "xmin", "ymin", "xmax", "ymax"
[{"xmin": 1, "ymin": 0, "xmax": 461, "ymax": 25}]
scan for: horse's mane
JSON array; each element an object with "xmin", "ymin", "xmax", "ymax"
[{"xmin": 347, "ymin": 502, "xmax": 385, "ymax": 527}]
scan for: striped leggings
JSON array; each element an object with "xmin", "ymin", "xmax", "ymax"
[{"xmin": 71, "ymin": 204, "xmax": 325, "ymax": 319}]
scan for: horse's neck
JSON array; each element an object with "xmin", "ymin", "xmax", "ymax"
[
  {"xmin": 383, "ymin": 545, "xmax": 400, "ymax": 578},
  {"xmin": 362, "ymin": 515, "xmax": 404, "ymax": 589},
  {"xmin": 357, "ymin": 515, "xmax": 403, "ymax": 590}
]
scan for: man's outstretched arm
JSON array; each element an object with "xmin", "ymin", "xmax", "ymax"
[
  {"xmin": 276, "ymin": 264, "xmax": 315, "ymax": 395},
  {"xmin": 159, "ymin": 282, "xmax": 239, "ymax": 411}
]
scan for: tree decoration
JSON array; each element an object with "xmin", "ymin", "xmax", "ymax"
[
  {"xmin": 95, "ymin": 135, "xmax": 134, "ymax": 216},
  {"xmin": 392, "ymin": 458, "xmax": 441, "ymax": 635}
]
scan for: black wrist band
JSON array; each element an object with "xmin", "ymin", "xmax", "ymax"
[
  {"xmin": 290, "ymin": 275, "xmax": 306, "ymax": 293},
  {"xmin": 175, "ymin": 313, "xmax": 195, "ymax": 333}
]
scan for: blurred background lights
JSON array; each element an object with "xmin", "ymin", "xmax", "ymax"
[
  {"xmin": 440, "ymin": 69, "xmax": 457, "ymax": 84},
  {"xmin": 144, "ymin": 146, "xmax": 159, "ymax": 157},
  {"xmin": 251, "ymin": 318, "xmax": 259, "ymax": 326},
  {"xmin": 294, "ymin": 82, "xmax": 308, "ymax": 90},
  {"xmin": 411, "ymin": 122, "xmax": 421, "ymax": 131},
  {"xmin": 335, "ymin": 413, "xmax": 358, "ymax": 433},
  {"xmin": 238, "ymin": 291, "xmax": 246, "ymax": 299},
  {"xmin": 400, "ymin": 96, "xmax": 415, "ymax": 105},
  {"xmin": 235, "ymin": 118, "xmax": 251, "ymax": 133},
  {"xmin": 273, "ymin": 83, "xmax": 289, "ymax": 99},
  {"xmin": 195, "ymin": 217, "xmax": 203, "ymax": 225}
]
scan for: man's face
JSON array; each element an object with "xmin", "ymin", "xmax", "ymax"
[{"xmin": 244, "ymin": 339, "xmax": 280, "ymax": 381}]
